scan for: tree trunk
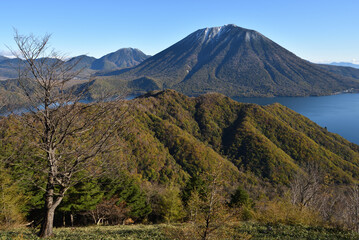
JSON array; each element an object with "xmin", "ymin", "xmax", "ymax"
[
  {"xmin": 97, "ymin": 218, "xmax": 103, "ymax": 225},
  {"xmin": 70, "ymin": 213, "xmax": 74, "ymax": 227},
  {"xmin": 39, "ymin": 206, "xmax": 56, "ymax": 237},
  {"xmin": 39, "ymin": 175, "xmax": 64, "ymax": 238},
  {"xmin": 39, "ymin": 177, "xmax": 55, "ymax": 237}
]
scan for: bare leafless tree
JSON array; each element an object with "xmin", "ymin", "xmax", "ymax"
[
  {"xmin": 87, "ymin": 198, "xmax": 129, "ymax": 226},
  {"xmin": 314, "ymin": 186, "xmax": 343, "ymax": 223},
  {"xmin": 345, "ymin": 184, "xmax": 359, "ymax": 232},
  {"xmin": 290, "ymin": 163, "xmax": 323, "ymax": 209},
  {"xmin": 9, "ymin": 31, "xmax": 128, "ymax": 237}
]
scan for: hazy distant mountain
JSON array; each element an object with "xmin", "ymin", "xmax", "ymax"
[
  {"xmin": 67, "ymin": 55, "xmax": 97, "ymax": 70},
  {"xmin": 98, "ymin": 24, "xmax": 359, "ymax": 97},
  {"xmin": 91, "ymin": 48, "xmax": 150, "ymax": 72},
  {"xmin": 65, "ymin": 55, "xmax": 97, "ymax": 78},
  {"xmin": 319, "ymin": 64, "xmax": 359, "ymax": 80},
  {"xmin": 0, "ymin": 48, "xmax": 149, "ymax": 80},
  {"xmin": 0, "ymin": 58, "xmax": 69, "ymax": 80},
  {"xmin": 0, "ymin": 58, "xmax": 23, "ymax": 79},
  {"xmin": 0, "ymin": 56, "xmax": 8, "ymax": 62},
  {"xmin": 329, "ymin": 62, "xmax": 359, "ymax": 69}
]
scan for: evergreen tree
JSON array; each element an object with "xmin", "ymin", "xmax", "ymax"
[
  {"xmin": 59, "ymin": 180, "xmax": 103, "ymax": 226},
  {"xmin": 100, "ymin": 175, "xmax": 151, "ymax": 221},
  {"xmin": 181, "ymin": 175, "xmax": 207, "ymax": 206},
  {"xmin": 229, "ymin": 185, "xmax": 253, "ymax": 220},
  {"xmin": 229, "ymin": 185, "xmax": 252, "ymax": 208}
]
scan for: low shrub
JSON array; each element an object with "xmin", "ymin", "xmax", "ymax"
[{"xmin": 254, "ymin": 198, "xmax": 322, "ymax": 226}]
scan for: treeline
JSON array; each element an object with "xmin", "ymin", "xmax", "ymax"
[{"xmin": 3, "ymin": 156, "xmax": 359, "ymax": 238}]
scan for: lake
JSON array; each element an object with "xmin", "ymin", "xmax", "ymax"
[{"xmin": 234, "ymin": 93, "xmax": 359, "ymax": 145}]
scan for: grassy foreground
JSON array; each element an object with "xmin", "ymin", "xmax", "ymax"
[{"xmin": 1, "ymin": 223, "xmax": 359, "ymax": 240}]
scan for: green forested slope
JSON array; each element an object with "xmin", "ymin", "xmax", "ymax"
[
  {"xmin": 2, "ymin": 90, "xmax": 359, "ymax": 187},
  {"xmin": 3, "ymin": 89, "xmax": 359, "ymax": 230},
  {"xmin": 127, "ymin": 90, "xmax": 359, "ymax": 185}
]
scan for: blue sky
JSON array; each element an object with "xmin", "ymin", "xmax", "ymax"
[{"xmin": 0, "ymin": 0, "xmax": 358, "ymax": 63}]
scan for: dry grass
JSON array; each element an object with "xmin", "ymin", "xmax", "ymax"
[{"xmin": 0, "ymin": 222, "xmax": 358, "ymax": 240}]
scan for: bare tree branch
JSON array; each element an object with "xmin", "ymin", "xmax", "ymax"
[{"xmin": 7, "ymin": 30, "xmax": 127, "ymax": 238}]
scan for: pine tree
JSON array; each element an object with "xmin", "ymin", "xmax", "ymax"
[
  {"xmin": 100, "ymin": 175, "xmax": 151, "ymax": 221},
  {"xmin": 59, "ymin": 180, "xmax": 103, "ymax": 226},
  {"xmin": 229, "ymin": 185, "xmax": 251, "ymax": 208}
]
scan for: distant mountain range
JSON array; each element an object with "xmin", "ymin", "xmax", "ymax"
[
  {"xmin": 2, "ymin": 24, "xmax": 359, "ymax": 108},
  {"xmin": 0, "ymin": 56, "xmax": 8, "ymax": 62},
  {"xmin": 329, "ymin": 62, "xmax": 359, "ymax": 69},
  {"xmin": 318, "ymin": 64, "xmax": 359, "ymax": 80},
  {"xmin": 92, "ymin": 24, "xmax": 359, "ymax": 97},
  {"xmin": 91, "ymin": 48, "xmax": 150, "ymax": 71},
  {"xmin": 0, "ymin": 48, "xmax": 150, "ymax": 80}
]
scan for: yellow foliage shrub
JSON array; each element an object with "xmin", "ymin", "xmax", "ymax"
[{"xmin": 254, "ymin": 199, "xmax": 322, "ymax": 226}]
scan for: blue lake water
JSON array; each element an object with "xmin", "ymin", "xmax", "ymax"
[{"xmin": 234, "ymin": 94, "xmax": 359, "ymax": 145}]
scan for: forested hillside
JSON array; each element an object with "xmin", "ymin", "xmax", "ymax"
[{"xmin": 2, "ymin": 90, "xmax": 359, "ymax": 234}]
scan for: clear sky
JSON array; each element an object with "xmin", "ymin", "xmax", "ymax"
[{"xmin": 0, "ymin": 0, "xmax": 358, "ymax": 63}]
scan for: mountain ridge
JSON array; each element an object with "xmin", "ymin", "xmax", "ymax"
[
  {"xmin": 0, "ymin": 48, "xmax": 150, "ymax": 80},
  {"xmin": 2, "ymin": 25, "xmax": 359, "ymax": 111},
  {"xmin": 329, "ymin": 62, "xmax": 359, "ymax": 69},
  {"xmin": 319, "ymin": 64, "xmax": 359, "ymax": 80},
  {"xmin": 3, "ymin": 89, "xmax": 359, "ymax": 185},
  {"xmin": 91, "ymin": 48, "xmax": 150, "ymax": 71},
  {"xmin": 132, "ymin": 90, "xmax": 359, "ymax": 184},
  {"xmin": 93, "ymin": 24, "xmax": 359, "ymax": 97},
  {"xmin": 0, "ymin": 55, "xmax": 8, "ymax": 62}
]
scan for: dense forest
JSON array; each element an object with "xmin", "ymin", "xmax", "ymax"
[{"xmin": 2, "ymin": 89, "xmax": 359, "ymax": 238}]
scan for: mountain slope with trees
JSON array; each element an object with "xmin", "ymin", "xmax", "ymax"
[
  {"xmin": 3, "ymin": 90, "xmax": 359, "ymax": 235},
  {"xmin": 3, "ymin": 90, "xmax": 359, "ymax": 187}
]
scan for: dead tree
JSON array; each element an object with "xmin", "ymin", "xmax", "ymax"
[
  {"xmin": 10, "ymin": 31, "xmax": 128, "ymax": 237},
  {"xmin": 290, "ymin": 163, "xmax": 323, "ymax": 209},
  {"xmin": 87, "ymin": 198, "xmax": 129, "ymax": 226},
  {"xmin": 346, "ymin": 185, "xmax": 359, "ymax": 232}
]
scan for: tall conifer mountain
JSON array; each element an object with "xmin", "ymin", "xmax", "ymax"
[{"xmin": 98, "ymin": 24, "xmax": 359, "ymax": 97}]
